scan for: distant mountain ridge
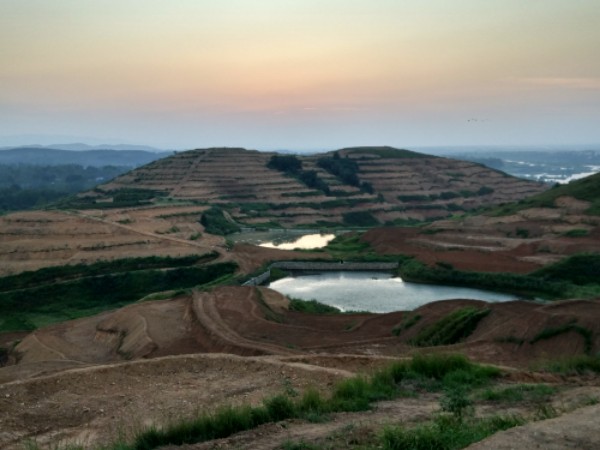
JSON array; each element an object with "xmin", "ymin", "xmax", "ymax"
[{"xmin": 0, "ymin": 147, "xmax": 173, "ymax": 167}]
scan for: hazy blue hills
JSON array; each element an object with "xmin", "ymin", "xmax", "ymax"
[{"xmin": 0, "ymin": 147, "xmax": 173, "ymax": 167}]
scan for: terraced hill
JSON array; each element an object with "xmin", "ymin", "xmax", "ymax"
[
  {"xmin": 1, "ymin": 149, "xmax": 600, "ymax": 450},
  {"xmin": 77, "ymin": 147, "xmax": 546, "ymax": 228}
]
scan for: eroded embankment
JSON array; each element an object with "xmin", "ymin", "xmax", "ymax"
[{"xmin": 4, "ymin": 287, "xmax": 600, "ymax": 383}]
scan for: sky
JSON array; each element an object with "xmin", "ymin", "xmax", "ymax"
[{"xmin": 1, "ymin": 0, "xmax": 599, "ymax": 150}]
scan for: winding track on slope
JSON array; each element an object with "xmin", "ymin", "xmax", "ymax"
[{"xmin": 192, "ymin": 289, "xmax": 298, "ymax": 356}]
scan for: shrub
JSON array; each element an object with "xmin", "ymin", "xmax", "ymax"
[
  {"xmin": 331, "ymin": 377, "xmax": 372, "ymax": 411},
  {"xmin": 342, "ymin": 211, "xmax": 379, "ymax": 227},
  {"xmin": 264, "ymin": 394, "xmax": 297, "ymax": 421},
  {"xmin": 200, "ymin": 206, "xmax": 240, "ymax": 235},
  {"xmin": 288, "ymin": 298, "xmax": 343, "ymax": 314},
  {"xmin": 410, "ymin": 308, "xmax": 491, "ymax": 347},
  {"xmin": 563, "ymin": 229, "xmax": 589, "ymax": 237},
  {"xmin": 477, "ymin": 186, "xmax": 494, "ymax": 196},
  {"xmin": 267, "ymin": 155, "xmax": 302, "ymax": 173},
  {"xmin": 317, "ymin": 155, "xmax": 361, "ymax": 187},
  {"xmin": 297, "ymin": 388, "xmax": 329, "ymax": 421},
  {"xmin": 532, "ymin": 253, "xmax": 600, "ymax": 285},
  {"xmin": 298, "ymin": 170, "xmax": 330, "ymax": 195},
  {"xmin": 440, "ymin": 386, "xmax": 473, "ymax": 421},
  {"xmin": 411, "ymin": 353, "xmax": 470, "ymax": 379}
]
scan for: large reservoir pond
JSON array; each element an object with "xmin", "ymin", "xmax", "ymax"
[{"xmin": 269, "ymin": 271, "xmax": 517, "ymax": 313}]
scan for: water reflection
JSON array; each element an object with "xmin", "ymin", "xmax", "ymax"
[
  {"xmin": 269, "ymin": 271, "xmax": 517, "ymax": 313},
  {"xmin": 260, "ymin": 233, "xmax": 335, "ymax": 250}
]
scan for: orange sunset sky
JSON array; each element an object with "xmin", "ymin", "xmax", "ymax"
[{"xmin": 1, "ymin": 1, "xmax": 599, "ymax": 150}]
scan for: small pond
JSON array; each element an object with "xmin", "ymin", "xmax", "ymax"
[
  {"xmin": 269, "ymin": 271, "xmax": 518, "ymax": 313},
  {"xmin": 231, "ymin": 230, "xmax": 335, "ymax": 250},
  {"xmin": 260, "ymin": 233, "xmax": 335, "ymax": 250}
]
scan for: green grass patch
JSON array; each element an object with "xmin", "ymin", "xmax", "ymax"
[
  {"xmin": 381, "ymin": 414, "xmax": 525, "ymax": 450},
  {"xmin": 540, "ymin": 355, "xmax": 600, "ymax": 375},
  {"xmin": 409, "ymin": 307, "xmax": 490, "ymax": 347}
]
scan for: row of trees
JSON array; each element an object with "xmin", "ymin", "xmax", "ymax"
[
  {"xmin": 267, "ymin": 153, "xmax": 375, "ymax": 195},
  {"xmin": 317, "ymin": 153, "xmax": 374, "ymax": 194},
  {"xmin": 267, "ymin": 155, "xmax": 331, "ymax": 195}
]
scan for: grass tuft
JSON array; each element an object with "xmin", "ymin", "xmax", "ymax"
[
  {"xmin": 540, "ymin": 355, "xmax": 600, "ymax": 375},
  {"xmin": 381, "ymin": 414, "xmax": 525, "ymax": 450}
]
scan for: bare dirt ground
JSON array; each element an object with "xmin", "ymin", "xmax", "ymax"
[
  {"xmin": 361, "ymin": 200, "xmax": 600, "ymax": 274},
  {"xmin": 0, "ymin": 208, "xmax": 326, "ymax": 277},
  {"xmin": 7, "ymin": 287, "xmax": 600, "ymax": 380},
  {"xmin": 466, "ymin": 403, "xmax": 600, "ymax": 450},
  {"xmin": 0, "ymin": 354, "xmax": 352, "ymax": 449},
  {"xmin": 3, "ymin": 284, "xmax": 600, "ymax": 448},
  {"xmin": 0, "ymin": 163, "xmax": 597, "ymax": 449},
  {"xmin": 0, "ymin": 209, "xmax": 220, "ymax": 276}
]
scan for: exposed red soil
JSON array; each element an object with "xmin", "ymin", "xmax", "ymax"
[
  {"xmin": 3, "ymin": 284, "xmax": 600, "ymax": 448},
  {"xmin": 361, "ymin": 227, "xmax": 542, "ymax": 273},
  {"xmin": 227, "ymin": 243, "xmax": 329, "ymax": 274},
  {"xmin": 6, "ymin": 287, "xmax": 600, "ymax": 385}
]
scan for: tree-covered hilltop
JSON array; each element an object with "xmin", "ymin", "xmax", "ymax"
[{"xmin": 0, "ymin": 164, "xmax": 131, "ymax": 213}]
